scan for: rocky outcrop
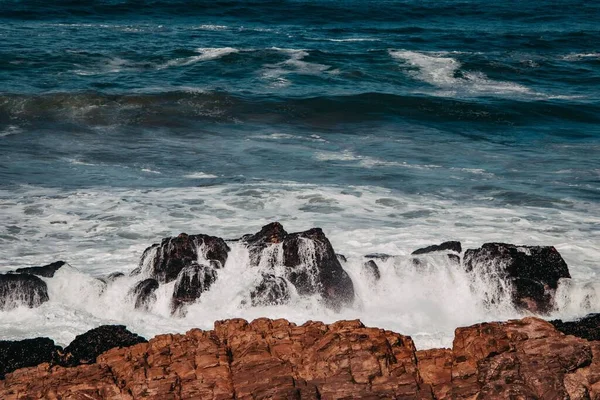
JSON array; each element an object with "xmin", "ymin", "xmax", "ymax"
[
  {"xmin": 171, "ymin": 263, "xmax": 218, "ymax": 313},
  {"xmin": 129, "ymin": 278, "xmax": 159, "ymax": 310},
  {"xmin": 412, "ymin": 241, "xmax": 462, "ymax": 255},
  {"xmin": 0, "ymin": 273, "xmax": 49, "ymax": 310},
  {"xmin": 0, "ymin": 338, "xmax": 61, "ymax": 379},
  {"xmin": 242, "ymin": 222, "xmax": 355, "ymax": 310},
  {"xmin": 135, "ymin": 233, "xmax": 230, "ymax": 283},
  {"xmin": 0, "ymin": 325, "xmax": 145, "ymax": 379},
  {"xmin": 13, "ymin": 260, "xmax": 67, "ymax": 278},
  {"xmin": 551, "ymin": 313, "xmax": 600, "ymax": 341},
  {"xmin": 363, "ymin": 259, "xmax": 381, "ymax": 281},
  {"xmin": 249, "ymin": 274, "xmax": 290, "ymax": 306},
  {"xmin": 60, "ymin": 325, "xmax": 147, "ymax": 368},
  {"xmin": 3, "ymin": 317, "xmax": 600, "ymax": 399},
  {"xmin": 463, "ymin": 243, "xmax": 570, "ymax": 313}
]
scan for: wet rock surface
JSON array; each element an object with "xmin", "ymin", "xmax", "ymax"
[
  {"xmin": 129, "ymin": 278, "xmax": 159, "ymax": 310},
  {"xmin": 0, "ymin": 338, "xmax": 61, "ymax": 379},
  {"xmin": 363, "ymin": 259, "xmax": 381, "ymax": 281},
  {"xmin": 463, "ymin": 242, "xmax": 570, "ymax": 313},
  {"xmin": 3, "ymin": 317, "xmax": 600, "ymax": 399},
  {"xmin": 13, "ymin": 260, "xmax": 67, "ymax": 278},
  {"xmin": 60, "ymin": 325, "xmax": 147, "ymax": 368},
  {"xmin": 0, "ymin": 273, "xmax": 49, "ymax": 310},
  {"xmin": 551, "ymin": 313, "xmax": 600, "ymax": 341},
  {"xmin": 136, "ymin": 233, "xmax": 230, "ymax": 283},
  {"xmin": 249, "ymin": 274, "xmax": 290, "ymax": 306},
  {"xmin": 412, "ymin": 241, "xmax": 462, "ymax": 255},
  {"xmin": 171, "ymin": 263, "xmax": 218, "ymax": 312}
]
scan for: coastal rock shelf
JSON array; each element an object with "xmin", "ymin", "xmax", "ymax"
[
  {"xmin": 0, "ymin": 222, "xmax": 574, "ymax": 317},
  {"xmin": 2, "ymin": 315, "xmax": 600, "ymax": 399}
]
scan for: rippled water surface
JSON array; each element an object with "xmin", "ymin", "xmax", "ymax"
[{"xmin": 0, "ymin": 0, "xmax": 599, "ymax": 348}]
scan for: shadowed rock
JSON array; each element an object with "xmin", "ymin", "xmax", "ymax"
[
  {"xmin": 14, "ymin": 261, "xmax": 66, "ymax": 278},
  {"xmin": 0, "ymin": 338, "xmax": 61, "ymax": 379},
  {"xmin": 242, "ymin": 223, "xmax": 355, "ymax": 310},
  {"xmin": 135, "ymin": 233, "xmax": 230, "ymax": 283},
  {"xmin": 550, "ymin": 313, "xmax": 600, "ymax": 341},
  {"xmin": 363, "ymin": 260, "xmax": 381, "ymax": 281},
  {"xmin": 250, "ymin": 274, "xmax": 290, "ymax": 306},
  {"xmin": 171, "ymin": 263, "xmax": 218, "ymax": 313},
  {"xmin": 463, "ymin": 243, "xmax": 570, "ymax": 313},
  {"xmin": 241, "ymin": 222, "xmax": 288, "ymax": 266},
  {"xmin": 0, "ymin": 273, "xmax": 49, "ymax": 310},
  {"xmin": 60, "ymin": 325, "xmax": 146, "ymax": 367},
  {"xmin": 364, "ymin": 253, "xmax": 394, "ymax": 261},
  {"xmin": 129, "ymin": 279, "xmax": 159, "ymax": 310},
  {"xmin": 283, "ymin": 228, "xmax": 354, "ymax": 310},
  {"xmin": 412, "ymin": 241, "xmax": 462, "ymax": 255}
]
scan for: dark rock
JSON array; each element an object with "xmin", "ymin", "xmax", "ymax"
[
  {"xmin": 171, "ymin": 263, "xmax": 217, "ymax": 312},
  {"xmin": 412, "ymin": 241, "xmax": 462, "ymax": 255},
  {"xmin": 550, "ymin": 314, "xmax": 600, "ymax": 341},
  {"xmin": 0, "ymin": 273, "xmax": 49, "ymax": 310},
  {"xmin": 447, "ymin": 254, "xmax": 461, "ymax": 265},
  {"xmin": 136, "ymin": 233, "xmax": 230, "ymax": 283},
  {"xmin": 364, "ymin": 253, "xmax": 394, "ymax": 261},
  {"xmin": 283, "ymin": 227, "xmax": 354, "ymax": 310},
  {"xmin": 14, "ymin": 261, "xmax": 66, "ymax": 278},
  {"xmin": 60, "ymin": 325, "xmax": 146, "ymax": 367},
  {"xmin": 336, "ymin": 253, "xmax": 347, "ymax": 263},
  {"xmin": 106, "ymin": 272, "xmax": 124, "ymax": 281},
  {"xmin": 250, "ymin": 274, "xmax": 290, "ymax": 306},
  {"xmin": 463, "ymin": 243, "xmax": 570, "ymax": 313},
  {"xmin": 129, "ymin": 279, "xmax": 159, "ymax": 310},
  {"xmin": 0, "ymin": 337, "xmax": 61, "ymax": 379},
  {"xmin": 241, "ymin": 222, "xmax": 288, "ymax": 266},
  {"xmin": 363, "ymin": 260, "xmax": 381, "ymax": 281}
]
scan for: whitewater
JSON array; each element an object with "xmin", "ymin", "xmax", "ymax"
[{"xmin": 1, "ymin": 0, "xmax": 599, "ymax": 351}]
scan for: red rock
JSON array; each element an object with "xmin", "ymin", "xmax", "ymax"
[{"xmin": 2, "ymin": 317, "xmax": 600, "ymax": 399}]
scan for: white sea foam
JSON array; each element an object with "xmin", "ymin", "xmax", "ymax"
[
  {"xmin": 389, "ymin": 50, "xmax": 533, "ymax": 97},
  {"xmin": 158, "ymin": 47, "xmax": 239, "ymax": 69},
  {"xmin": 183, "ymin": 172, "xmax": 218, "ymax": 179},
  {"xmin": 0, "ymin": 125, "xmax": 22, "ymax": 137},
  {"xmin": 262, "ymin": 48, "xmax": 333, "ymax": 86},
  {"xmin": 0, "ymin": 183, "xmax": 598, "ymax": 349}
]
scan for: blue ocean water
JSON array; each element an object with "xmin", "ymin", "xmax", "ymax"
[{"xmin": 0, "ymin": 1, "xmax": 599, "ymax": 347}]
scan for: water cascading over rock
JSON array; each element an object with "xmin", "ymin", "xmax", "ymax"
[
  {"xmin": 0, "ymin": 273, "xmax": 49, "ymax": 310},
  {"xmin": 463, "ymin": 243, "xmax": 570, "ymax": 313},
  {"xmin": 132, "ymin": 233, "xmax": 230, "ymax": 313},
  {"xmin": 242, "ymin": 222, "xmax": 355, "ymax": 310}
]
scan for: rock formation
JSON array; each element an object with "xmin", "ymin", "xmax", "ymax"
[
  {"xmin": 0, "ymin": 273, "xmax": 49, "ymax": 310},
  {"xmin": 463, "ymin": 243, "xmax": 571, "ymax": 313},
  {"xmin": 3, "ymin": 316, "xmax": 600, "ymax": 399},
  {"xmin": 13, "ymin": 260, "xmax": 67, "ymax": 278}
]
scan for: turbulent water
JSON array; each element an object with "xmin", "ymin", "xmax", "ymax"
[{"xmin": 0, "ymin": 0, "xmax": 599, "ymax": 349}]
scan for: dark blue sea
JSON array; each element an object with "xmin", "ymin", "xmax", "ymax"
[{"xmin": 0, "ymin": 0, "xmax": 599, "ymax": 348}]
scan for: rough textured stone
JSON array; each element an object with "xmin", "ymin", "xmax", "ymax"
[
  {"xmin": 60, "ymin": 325, "xmax": 147, "ymax": 367},
  {"xmin": 171, "ymin": 263, "xmax": 218, "ymax": 313},
  {"xmin": 136, "ymin": 233, "xmax": 230, "ymax": 283},
  {"xmin": 551, "ymin": 313, "xmax": 600, "ymax": 341},
  {"xmin": 14, "ymin": 260, "xmax": 67, "ymax": 278},
  {"xmin": 463, "ymin": 243, "xmax": 570, "ymax": 313},
  {"xmin": 3, "ymin": 317, "xmax": 600, "ymax": 399},
  {"xmin": 412, "ymin": 241, "xmax": 462, "ymax": 255},
  {"xmin": 242, "ymin": 223, "xmax": 355, "ymax": 310},
  {"xmin": 0, "ymin": 273, "xmax": 49, "ymax": 310},
  {"xmin": 0, "ymin": 338, "xmax": 60, "ymax": 379},
  {"xmin": 249, "ymin": 274, "xmax": 290, "ymax": 306},
  {"xmin": 363, "ymin": 260, "xmax": 381, "ymax": 281},
  {"xmin": 129, "ymin": 278, "xmax": 159, "ymax": 310}
]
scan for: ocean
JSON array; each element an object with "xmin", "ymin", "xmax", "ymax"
[{"xmin": 0, "ymin": 0, "xmax": 599, "ymax": 349}]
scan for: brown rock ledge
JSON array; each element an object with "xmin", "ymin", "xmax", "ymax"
[{"xmin": 1, "ymin": 317, "xmax": 599, "ymax": 399}]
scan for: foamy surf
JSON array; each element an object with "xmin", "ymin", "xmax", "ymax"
[{"xmin": 0, "ymin": 183, "xmax": 599, "ymax": 349}]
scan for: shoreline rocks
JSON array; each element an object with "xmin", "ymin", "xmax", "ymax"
[{"xmin": 2, "ymin": 315, "xmax": 600, "ymax": 399}]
